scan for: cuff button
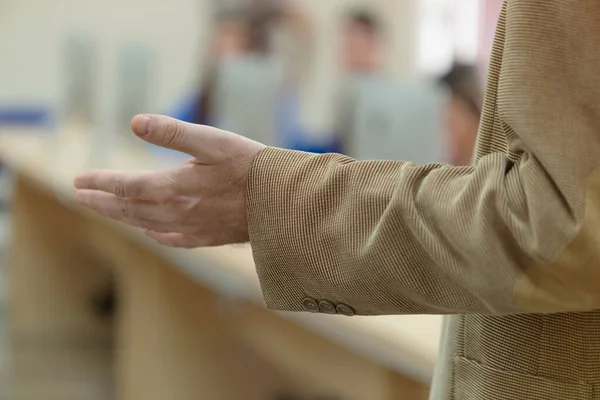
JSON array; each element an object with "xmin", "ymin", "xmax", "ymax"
[
  {"xmin": 302, "ymin": 297, "xmax": 319, "ymax": 313},
  {"xmin": 336, "ymin": 303, "xmax": 355, "ymax": 317},
  {"xmin": 318, "ymin": 300, "xmax": 337, "ymax": 314}
]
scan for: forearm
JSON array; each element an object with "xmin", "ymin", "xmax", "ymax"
[{"xmin": 247, "ymin": 146, "xmax": 595, "ymax": 315}]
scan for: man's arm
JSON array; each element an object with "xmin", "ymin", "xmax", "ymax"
[
  {"xmin": 246, "ymin": 0, "xmax": 600, "ymax": 315},
  {"xmin": 73, "ymin": 0, "xmax": 600, "ymax": 316}
]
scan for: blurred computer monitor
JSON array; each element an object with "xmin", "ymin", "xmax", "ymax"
[
  {"xmin": 214, "ymin": 55, "xmax": 280, "ymax": 146},
  {"xmin": 348, "ymin": 76, "xmax": 448, "ymax": 165},
  {"xmin": 116, "ymin": 44, "xmax": 154, "ymax": 135},
  {"xmin": 63, "ymin": 35, "xmax": 97, "ymax": 126}
]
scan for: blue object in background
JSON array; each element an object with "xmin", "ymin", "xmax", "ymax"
[
  {"xmin": 275, "ymin": 88, "xmax": 342, "ymax": 154},
  {"xmin": 0, "ymin": 105, "xmax": 54, "ymax": 187},
  {"xmin": 168, "ymin": 92, "xmax": 212, "ymax": 126},
  {"xmin": 160, "ymin": 88, "xmax": 342, "ymax": 161},
  {"xmin": 149, "ymin": 92, "xmax": 213, "ymax": 161},
  {"xmin": 0, "ymin": 106, "xmax": 54, "ymax": 128}
]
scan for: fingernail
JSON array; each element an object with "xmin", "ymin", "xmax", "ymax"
[{"xmin": 135, "ymin": 115, "xmax": 153, "ymax": 136}]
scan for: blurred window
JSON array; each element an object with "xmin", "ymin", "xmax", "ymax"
[{"xmin": 417, "ymin": 0, "xmax": 480, "ymax": 76}]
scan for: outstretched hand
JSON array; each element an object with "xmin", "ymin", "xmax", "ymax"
[{"xmin": 74, "ymin": 115, "xmax": 266, "ymax": 248}]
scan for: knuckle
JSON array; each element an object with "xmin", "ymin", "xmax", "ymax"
[
  {"xmin": 160, "ymin": 188, "xmax": 178, "ymax": 204},
  {"xmin": 113, "ymin": 176, "xmax": 127, "ymax": 198},
  {"xmin": 162, "ymin": 121, "xmax": 184, "ymax": 148},
  {"xmin": 120, "ymin": 199, "xmax": 143, "ymax": 219},
  {"xmin": 153, "ymin": 174, "xmax": 178, "ymax": 203},
  {"xmin": 216, "ymin": 133, "xmax": 235, "ymax": 161},
  {"xmin": 126, "ymin": 177, "xmax": 142, "ymax": 198},
  {"xmin": 121, "ymin": 201, "xmax": 131, "ymax": 218}
]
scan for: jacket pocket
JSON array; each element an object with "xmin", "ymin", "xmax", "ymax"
[{"xmin": 453, "ymin": 356, "xmax": 593, "ymax": 400}]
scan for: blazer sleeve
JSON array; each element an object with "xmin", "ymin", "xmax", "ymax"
[{"xmin": 245, "ymin": 0, "xmax": 600, "ymax": 316}]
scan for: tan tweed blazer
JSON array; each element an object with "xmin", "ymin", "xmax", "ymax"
[{"xmin": 246, "ymin": 1, "xmax": 600, "ymax": 399}]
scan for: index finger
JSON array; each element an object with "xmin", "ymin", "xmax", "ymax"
[{"xmin": 74, "ymin": 170, "xmax": 169, "ymax": 201}]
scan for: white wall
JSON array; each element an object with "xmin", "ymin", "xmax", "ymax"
[
  {"xmin": 0, "ymin": 0, "xmax": 209, "ymax": 116},
  {"xmin": 478, "ymin": 0, "xmax": 504, "ymax": 73},
  {"xmin": 417, "ymin": 0, "xmax": 481, "ymax": 77}
]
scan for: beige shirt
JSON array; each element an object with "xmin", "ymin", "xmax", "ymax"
[{"xmin": 246, "ymin": 1, "xmax": 600, "ymax": 398}]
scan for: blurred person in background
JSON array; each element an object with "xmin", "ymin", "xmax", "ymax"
[
  {"xmin": 341, "ymin": 10, "xmax": 385, "ymax": 76},
  {"xmin": 439, "ymin": 64, "xmax": 482, "ymax": 166},
  {"xmin": 168, "ymin": 9, "xmax": 252, "ymax": 126},
  {"xmin": 171, "ymin": 1, "xmax": 309, "ymax": 149},
  {"xmin": 331, "ymin": 9, "xmax": 388, "ymax": 156},
  {"xmin": 289, "ymin": 8, "xmax": 387, "ymax": 154},
  {"xmin": 271, "ymin": 2, "xmax": 321, "ymax": 151},
  {"xmin": 169, "ymin": 0, "xmax": 284, "ymax": 125}
]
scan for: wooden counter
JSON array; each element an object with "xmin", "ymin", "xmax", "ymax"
[{"xmin": 0, "ymin": 130, "xmax": 442, "ymax": 400}]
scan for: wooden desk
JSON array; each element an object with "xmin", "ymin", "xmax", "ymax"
[{"xmin": 0, "ymin": 131, "xmax": 442, "ymax": 400}]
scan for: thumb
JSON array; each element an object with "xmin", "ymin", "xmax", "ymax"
[{"xmin": 131, "ymin": 114, "xmax": 227, "ymax": 162}]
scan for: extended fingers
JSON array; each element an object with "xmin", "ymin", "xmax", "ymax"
[
  {"xmin": 76, "ymin": 190, "xmax": 187, "ymax": 233},
  {"xmin": 74, "ymin": 170, "xmax": 171, "ymax": 202}
]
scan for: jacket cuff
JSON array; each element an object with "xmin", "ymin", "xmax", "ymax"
[{"xmin": 246, "ymin": 147, "xmax": 311, "ymax": 312}]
